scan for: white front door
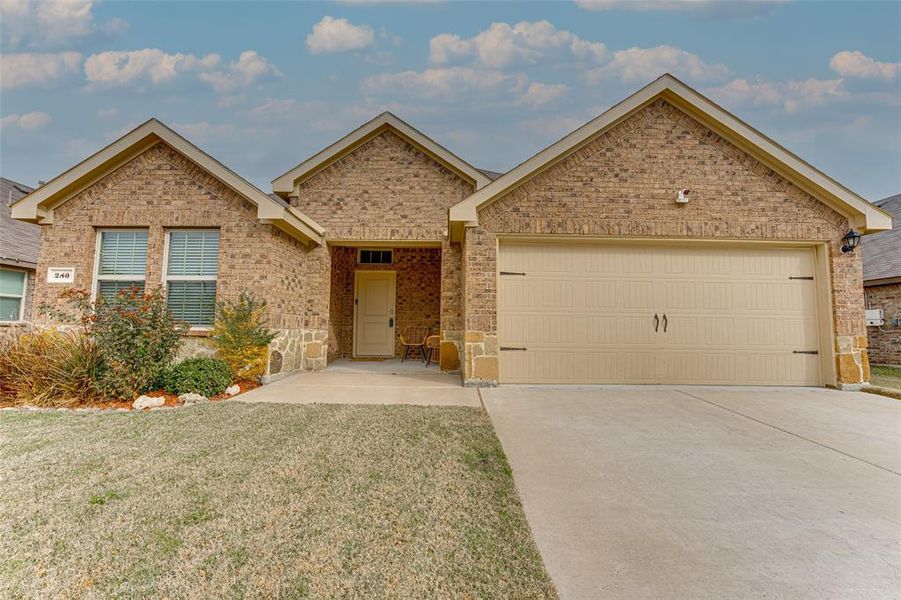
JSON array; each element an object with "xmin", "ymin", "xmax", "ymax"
[{"xmin": 354, "ymin": 271, "xmax": 396, "ymax": 357}]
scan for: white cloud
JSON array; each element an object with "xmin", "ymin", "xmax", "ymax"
[
  {"xmin": 363, "ymin": 66, "xmax": 525, "ymax": 100},
  {"xmin": 0, "ymin": 0, "xmax": 126, "ymax": 49},
  {"xmin": 0, "ymin": 51, "xmax": 82, "ymax": 89},
  {"xmin": 83, "ymin": 48, "xmax": 278, "ymax": 93},
  {"xmin": 97, "ymin": 107, "xmax": 118, "ymax": 119},
  {"xmin": 306, "ymin": 16, "xmax": 375, "ymax": 54},
  {"xmin": 198, "ymin": 50, "xmax": 281, "ymax": 93},
  {"xmin": 430, "ymin": 20, "xmax": 607, "ymax": 68},
  {"xmin": 583, "ymin": 45, "xmax": 729, "ymax": 83},
  {"xmin": 517, "ymin": 115, "xmax": 586, "ymax": 138},
  {"xmin": 706, "ymin": 77, "xmax": 845, "ymax": 112},
  {"xmin": 0, "ymin": 111, "xmax": 52, "ymax": 131},
  {"xmin": 84, "ymin": 49, "xmax": 220, "ymax": 86},
  {"xmin": 575, "ymin": 0, "xmax": 787, "ymax": 18},
  {"xmin": 519, "ymin": 82, "xmax": 570, "ymax": 108},
  {"xmin": 829, "ymin": 51, "xmax": 900, "ymax": 81}
]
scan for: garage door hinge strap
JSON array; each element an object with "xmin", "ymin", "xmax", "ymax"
[
  {"xmin": 500, "ymin": 346, "xmax": 528, "ymax": 351},
  {"xmin": 789, "ymin": 276, "xmax": 814, "ymax": 280},
  {"xmin": 499, "ymin": 271, "xmax": 527, "ymax": 276},
  {"xmin": 793, "ymin": 350, "xmax": 819, "ymax": 355}
]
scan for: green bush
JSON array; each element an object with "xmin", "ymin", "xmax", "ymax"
[
  {"xmin": 47, "ymin": 288, "xmax": 186, "ymax": 399},
  {"xmin": 208, "ymin": 293, "xmax": 276, "ymax": 380},
  {"xmin": 160, "ymin": 357, "xmax": 233, "ymax": 397}
]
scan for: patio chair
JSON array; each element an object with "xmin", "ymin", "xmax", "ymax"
[
  {"xmin": 400, "ymin": 325, "xmax": 429, "ymax": 362},
  {"xmin": 424, "ymin": 334, "xmax": 440, "ymax": 367}
]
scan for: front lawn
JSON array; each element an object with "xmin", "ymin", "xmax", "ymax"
[
  {"xmin": 871, "ymin": 365, "xmax": 901, "ymax": 391},
  {"xmin": 0, "ymin": 403, "xmax": 555, "ymax": 598}
]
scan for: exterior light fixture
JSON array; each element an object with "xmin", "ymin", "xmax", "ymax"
[{"xmin": 840, "ymin": 229, "xmax": 861, "ymax": 253}]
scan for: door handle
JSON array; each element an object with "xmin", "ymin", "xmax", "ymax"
[
  {"xmin": 654, "ymin": 313, "xmax": 659, "ymax": 332},
  {"xmin": 662, "ymin": 314, "xmax": 668, "ymax": 333},
  {"xmin": 389, "ymin": 318, "xmax": 394, "ymax": 328}
]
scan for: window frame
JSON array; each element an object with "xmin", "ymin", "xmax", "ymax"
[
  {"xmin": 0, "ymin": 267, "xmax": 27, "ymax": 323},
  {"xmin": 161, "ymin": 228, "xmax": 221, "ymax": 330},
  {"xmin": 91, "ymin": 228, "xmax": 149, "ymax": 302},
  {"xmin": 358, "ymin": 248, "xmax": 393, "ymax": 265}
]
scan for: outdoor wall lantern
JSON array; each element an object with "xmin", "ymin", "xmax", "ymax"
[{"xmin": 841, "ymin": 229, "xmax": 862, "ymax": 253}]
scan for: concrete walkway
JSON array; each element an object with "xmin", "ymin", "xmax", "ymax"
[
  {"xmin": 484, "ymin": 386, "xmax": 901, "ymax": 600},
  {"xmin": 238, "ymin": 359, "xmax": 479, "ymax": 407}
]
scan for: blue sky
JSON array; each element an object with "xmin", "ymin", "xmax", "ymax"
[{"xmin": 1, "ymin": 1, "xmax": 899, "ymax": 200}]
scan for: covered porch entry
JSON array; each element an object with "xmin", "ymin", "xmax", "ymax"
[{"xmin": 327, "ymin": 243, "xmax": 459, "ymax": 369}]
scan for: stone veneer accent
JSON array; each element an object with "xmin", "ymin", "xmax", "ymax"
[
  {"xmin": 462, "ymin": 99, "xmax": 867, "ymax": 386},
  {"xmin": 32, "ymin": 142, "xmax": 329, "ymax": 378},
  {"xmin": 865, "ymin": 283, "xmax": 901, "ymax": 366}
]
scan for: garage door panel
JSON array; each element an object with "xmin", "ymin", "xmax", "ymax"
[{"xmin": 498, "ymin": 242, "xmax": 821, "ymax": 385}]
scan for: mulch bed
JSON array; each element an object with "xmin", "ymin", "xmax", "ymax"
[{"xmin": 0, "ymin": 379, "xmax": 262, "ymax": 411}]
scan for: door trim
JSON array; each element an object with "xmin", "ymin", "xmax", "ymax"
[{"xmin": 353, "ymin": 270, "xmax": 397, "ymax": 357}]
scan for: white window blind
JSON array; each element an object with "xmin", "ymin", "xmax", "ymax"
[
  {"xmin": 95, "ymin": 230, "xmax": 147, "ymax": 301},
  {"xmin": 0, "ymin": 268, "xmax": 26, "ymax": 321},
  {"xmin": 165, "ymin": 230, "xmax": 219, "ymax": 327}
]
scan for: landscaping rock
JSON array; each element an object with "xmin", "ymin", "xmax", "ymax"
[
  {"xmin": 178, "ymin": 393, "xmax": 208, "ymax": 405},
  {"xmin": 133, "ymin": 395, "xmax": 166, "ymax": 410},
  {"xmin": 225, "ymin": 384, "xmax": 241, "ymax": 396}
]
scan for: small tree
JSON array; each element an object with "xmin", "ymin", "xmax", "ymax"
[
  {"xmin": 48, "ymin": 287, "xmax": 186, "ymax": 398},
  {"xmin": 208, "ymin": 293, "xmax": 276, "ymax": 380}
]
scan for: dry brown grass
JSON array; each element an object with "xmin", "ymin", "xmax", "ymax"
[{"xmin": 0, "ymin": 402, "xmax": 556, "ymax": 598}]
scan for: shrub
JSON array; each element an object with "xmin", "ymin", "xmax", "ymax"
[
  {"xmin": 160, "ymin": 357, "xmax": 233, "ymax": 397},
  {"xmin": 0, "ymin": 329, "xmax": 104, "ymax": 406},
  {"xmin": 49, "ymin": 288, "xmax": 186, "ymax": 399},
  {"xmin": 208, "ymin": 293, "xmax": 276, "ymax": 380}
]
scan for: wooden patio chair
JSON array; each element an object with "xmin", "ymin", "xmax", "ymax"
[{"xmin": 400, "ymin": 325, "xmax": 429, "ymax": 362}]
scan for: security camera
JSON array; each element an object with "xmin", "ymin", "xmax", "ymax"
[{"xmin": 676, "ymin": 189, "xmax": 691, "ymax": 204}]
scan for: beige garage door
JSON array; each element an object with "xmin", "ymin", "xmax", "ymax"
[{"xmin": 498, "ymin": 242, "xmax": 821, "ymax": 385}]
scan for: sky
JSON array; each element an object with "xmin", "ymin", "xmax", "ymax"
[{"xmin": 1, "ymin": 0, "xmax": 899, "ymax": 201}]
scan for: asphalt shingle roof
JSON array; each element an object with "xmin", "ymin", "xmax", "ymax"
[
  {"xmin": 862, "ymin": 193, "xmax": 900, "ymax": 284},
  {"xmin": 0, "ymin": 177, "xmax": 39, "ymax": 269}
]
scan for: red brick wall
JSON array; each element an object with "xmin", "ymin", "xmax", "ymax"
[
  {"xmin": 865, "ymin": 283, "xmax": 901, "ymax": 366},
  {"xmin": 463, "ymin": 99, "xmax": 865, "ymax": 384}
]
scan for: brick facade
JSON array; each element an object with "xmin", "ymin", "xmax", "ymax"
[
  {"xmin": 865, "ymin": 283, "xmax": 901, "ymax": 366},
  {"xmin": 462, "ymin": 99, "xmax": 867, "ymax": 386},
  {"xmin": 289, "ymin": 129, "xmax": 472, "ymax": 370},
  {"xmin": 32, "ymin": 142, "xmax": 329, "ymax": 377}
]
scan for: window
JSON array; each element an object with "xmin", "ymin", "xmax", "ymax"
[
  {"xmin": 359, "ymin": 249, "xmax": 393, "ymax": 265},
  {"xmin": 94, "ymin": 230, "xmax": 148, "ymax": 301},
  {"xmin": 165, "ymin": 230, "xmax": 220, "ymax": 327},
  {"xmin": 0, "ymin": 268, "xmax": 27, "ymax": 322}
]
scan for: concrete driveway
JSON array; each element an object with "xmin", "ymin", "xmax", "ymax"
[{"xmin": 484, "ymin": 386, "xmax": 901, "ymax": 600}]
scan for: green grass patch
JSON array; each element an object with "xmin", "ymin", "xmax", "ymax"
[
  {"xmin": 870, "ymin": 365, "xmax": 901, "ymax": 391},
  {"xmin": 0, "ymin": 403, "xmax": 555, "ymax": 598}
]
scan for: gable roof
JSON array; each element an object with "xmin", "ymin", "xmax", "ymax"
[
  {"xmin": 862, "ymin": 193, "xmax": 900, "ymax": 285},
  {"xmin": 448, "ymin": 73, "xmax": 892, "ymax": 241},
  {"xmin": 11, "ymin": 119, "xmax": 324, "ymax": 246},
  {"xmin": 1, "ymin": 177, "xmax": 39, "ymax": 269},
  {"xmin": 271, "ymin": 112, "xmax": 492, "ymax": 196}
]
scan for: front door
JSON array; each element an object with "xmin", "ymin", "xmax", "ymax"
[{"xmin": 354, "ymin": 271, "xmax": 396, "ymax": 357}]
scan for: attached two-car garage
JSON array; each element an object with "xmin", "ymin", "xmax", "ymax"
[{"xmin": 498, "ymin": 241, "xmax": 824, "ymax": 386}]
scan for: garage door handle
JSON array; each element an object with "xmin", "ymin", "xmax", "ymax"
[
  {"xmin": 654, "ymin": 313, "xmax": 659, "ymax": 332},
  {"xmin": 500, "ymin": 346, "xmax": 527, "ymax": 351},
  {"xmin": 662, "ymin": 313, "xmax": 668, "ymax": 333}
]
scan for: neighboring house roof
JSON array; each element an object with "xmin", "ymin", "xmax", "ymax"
[
  {"xmin": 10, "ymin": 119, "xmax": 325, "ymax": 246},
  {"xmin": 862, "ymin": 193, "xmax": 900, "ymax": 285},
  {"xmin": 1, "ymin": 177, "xmax": 39, "ymax": 269},
  {"xmin": 271, "ymin": 112, "xmax": 493, "ymax": 195},
  {"xmin": 448, "ymin": 73, "xmax": 892, "ymax": 241}
]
